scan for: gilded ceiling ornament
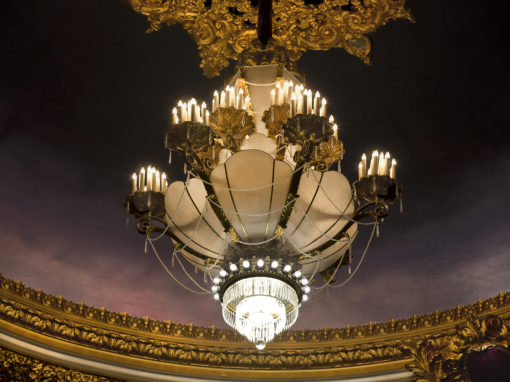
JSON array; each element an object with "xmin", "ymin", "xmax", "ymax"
[
  {"xmin": 405, "ymin": 314, "xmax": 510, "ymax": 381},
  {"xmin": 129, "ymin": 0, "xmax": 414, "ymax": 77}
]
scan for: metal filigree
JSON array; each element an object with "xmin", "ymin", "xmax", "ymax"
[
  {"xmin": 210, "ymin": 107, "xmax": 255, "ymax": 151},
  {"xmin": 129, "ymin": 0, "xmax": 414, "ymax": 77}
]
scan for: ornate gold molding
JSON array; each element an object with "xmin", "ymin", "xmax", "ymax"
[
  {"xmin": 0, "ymin": 346, "xmax": 117, "ymax": 382},
  {"xmin": 405, "ymin": 315, "xmax": 510, "ymax": 381},
  {"xmin": 1, "ymin": 274, "xmax": 509, "ymax": 375},
  {"xmin": 129, "ymin": 0, "xmax": 414, "ymax": 77}
]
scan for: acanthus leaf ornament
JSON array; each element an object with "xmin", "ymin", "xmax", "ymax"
[{"xmin": 129, "ymin": 0, "xmax": 414, "ymax": 77}]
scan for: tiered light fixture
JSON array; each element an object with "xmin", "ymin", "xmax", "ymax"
[
  {"xmin": 124, "ymin": 0, "xmax": 412, "ymax": 351},
  {"xmin": 125, "ymin": 67, "xmax": 402, "ymax": 349}
]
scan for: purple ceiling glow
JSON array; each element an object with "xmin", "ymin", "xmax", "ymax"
[{"xmin": 0, "ymin": 0, "xmax": 509, "ymax": 329}]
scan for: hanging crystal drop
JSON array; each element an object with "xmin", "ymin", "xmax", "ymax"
[
  {"xmin": 348, "ymin": 265, "xmax": 352, "ymax": 275},
  {"xmin": 171, "ymin": 252, "xmax": 175, "ymax": 267},
  {"xmin": 209, "ymin": 130, "xmax": 213, "ymax": 146},
  {"xmin": 147, "ymin": 192, "xmax": 151, "ymax": 208},
  {"xmin": 337, "ymin": 161, "xmax": 341, "ymax": 173},
  {"xmin": 376, "ymin": 222, "xmax": 380, "ymax": 238},
  {"xmin": 186, "ymin": 127, "xmax": 190, "ymax": 140},
  {"xmin": 185, "ymin": 170, "xmax": 190, "ymax": 187},
  {"xmin": 242, "ymin": 112, "xmax": 245, "ymax": 127},
  {"xmin": 212, "ymin": 146, "xmax": 216, "ymax": 160},
  {"xmin": 314, "ymin": 146, "xmax": 318, "ymax": 161},
  {"xmin": 184, "ymin": 162, "xmax": 187, "ymax": 175},
  {"xmin": 168, "ymin": 150, "xmax": 172, "ymax": 164},
  {"xmin": 144, "ymin": 238, "xmax": 148, "ymax": 254},
  {"xmin": 271, "ymin": 108, "xmax": 274, "ymax": 122},
  {"xmin": 297, "ymin": 118, "xmax": 301, "ymax": 132},
  {"xmin": 400, "ymin": 198, "xmax": 403, "ymax": 213},
  {"xmin": 322, "ymin": 121, "xmax": 325, "ymax": 136}
]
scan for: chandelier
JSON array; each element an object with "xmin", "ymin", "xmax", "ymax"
[{"xmin": 126, "ymin": 0, "xmax": 408, "ymax": 350}]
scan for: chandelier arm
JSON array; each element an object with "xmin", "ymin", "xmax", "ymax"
[
  {"xmin": 146, "ymin": 233, "xmax": 211, "ymax": 295},
  {"xmin": 325, "ymin": 222, "xmax": 377, "ymax": 289}
]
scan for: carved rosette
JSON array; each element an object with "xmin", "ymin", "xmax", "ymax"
[
  {"xmin": 2, "ymin": 275, "xmax": 509, "ymax": 367},
  {"xmin": 129, "ymin": 0, "xmax": 414, "ymax": 77}
]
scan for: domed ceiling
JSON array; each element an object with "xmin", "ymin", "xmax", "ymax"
[{"xmin": 1, "ymin": 0, "xmax": 509, "ymax": 333}]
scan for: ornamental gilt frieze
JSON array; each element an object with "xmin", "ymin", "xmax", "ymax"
[{"xmin": 129, "ymin": 0, "xmax": 414, "ymax": 77}]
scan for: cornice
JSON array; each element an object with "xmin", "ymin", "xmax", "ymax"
[{"xmin": 1, "ymin": 273, "xmax": 509, "ymax": 377}]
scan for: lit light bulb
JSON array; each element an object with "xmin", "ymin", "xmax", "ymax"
[
  {"xmin": 271, "ymin": 260, "xmax": 278, "ymax": 269},
  {"xmin": 213, "ymin": 293, "xmax": 219, "ymax": 300},
  {"xmin": 219, "ymin": 269, "xmax": 227, "ymax": 277},
  {"xmin": 302, "ymin": 294, "xmax": 309, "ymax": 302},
  {"xmin": 257, "ymin": 259, "xmax": 265, "ymax": 268},
  {"xmin": 303, "ymin": 286, "xmax": 310, "ymax": 294},
  {"xmin": 242, "ymin": 260, "xmax": 250, "ymax": 268},
  {"xmin": 212, "ymin": 285, "xmax": 218, "ymax": 292},
  {"xmin": 230, "ymin": 263, "xmax": 238, "ymax": 272},
  {"xmin": 213, "ymin": 277, "xmax": 221, "ymax": 285},
  {"xmin": 300, "ymin": 278, "xmax": 308, "ymax": 286},
  {"xmin": 293, "ymin": 271, "xmax": 302, "ymax": 278},
  {"xmin": 283, "ymin": 265, "xmax": 292, "ymax": 273},
  {"xmin": 255, "ymin": 340, "xmax": 266, "ymax": 350}
]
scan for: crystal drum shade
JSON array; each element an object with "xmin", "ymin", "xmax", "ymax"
[{"xmin": 222, "ymin": 277, "xmax": 299, "ymax": 350}]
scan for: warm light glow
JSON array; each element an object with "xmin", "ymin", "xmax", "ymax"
[{"xmin": 221, "ymin": 277, "xmax": 299, "ymax": 349}]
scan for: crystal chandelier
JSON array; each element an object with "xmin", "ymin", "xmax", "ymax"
[{"xmin": 125, "ymin": 0, "xmax": 405, "ymax": 350}]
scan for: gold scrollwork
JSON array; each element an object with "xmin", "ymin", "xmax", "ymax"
[
  {"xmin": 405, "ymin": 314, "xmax": 510, "ymax": 381},
  {"xmin": 129, "ymin": 0, "xmax": 414, "ymax": 77},
  {"xmin": 0, "ymin": 346, "xmax": 116, "ymax": 381},
  {"xmin": 210, "ymin": 107, "xmax": 255, "ymax": 151}
]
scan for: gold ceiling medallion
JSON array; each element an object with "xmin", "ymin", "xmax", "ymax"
[{"xmin": 129, "ymin": 0, "xmax": 414, "ymax": 77}]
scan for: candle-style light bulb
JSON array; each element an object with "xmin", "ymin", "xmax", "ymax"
[
  {"xmin": 270, "ymin": 89, "xmax": 276, "ymax": 106},
  {"xmin": 147, "ymin": 166, "xmax": 153, "ymax": 191},
  {"xmin": 290, "ymin": 93, "xmax": 296, "ymax": 117},
  {"xmin": 329, "ymin": 115, "xmax": 334, "ymax": 124},
  {"xmin": 384, "ymin": 152, "xmax": 391, "ymax": 175},
  {"xmin": 131, "ymin": 173, "xmax": 137, "ymax": 193},
  {"xmin": 171, "ymin": 107, "xmax": 178, "ymax": 125},
  {"xmin": 155, "ymin": 170, "xmax": 161, "ymax": 192},
  {"xmin": 313, "ymin": 91, "xmax": 320, "ymax": 114},
  {"xmin": 358, "ymin": 162, "xmax": 363, "ymax": 180},
  {"xmin": 140, "ymin": 167, "xmax": 146, "ymax": 190},
  {"xmin": 361, "ymin": 153, "xmax": 367, "ymax": 177},
  {"xmin": 332, "ymin": 123, "xmax": 338, "ymax": 139},
  {"xmin": 320, "ymin": 98, "xmax": 327, "ymax": 117},
  {"xmin": 377, "ymin": 151, "xmax": 385, "ymax": 175},
  {"xmin": 161, "ymin": 173, "xmax": 167, "ymax": 193},
  {"xmin": 205, "ymin": 110, "xmax": 210, "ymax": 125},
  {"xmin": 369, "ymin": 150, "xmax": 379, "ymax": 176},
  {"xmin": 390, "ymin": 159, "xmax": 397, "ymax": 179},
  {"xmin": 212, "ymin": 90, "xmax": 219, "ymax": 111}
]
